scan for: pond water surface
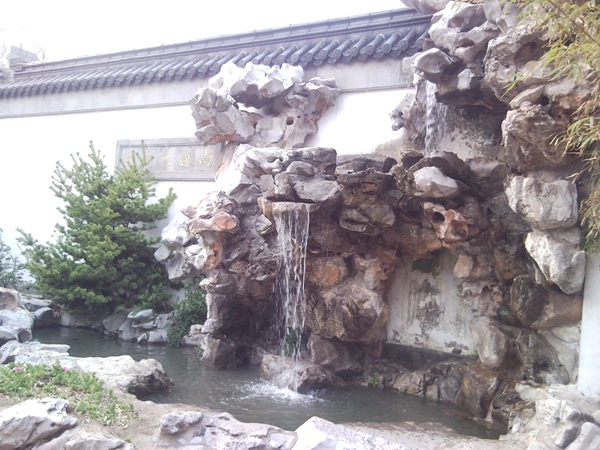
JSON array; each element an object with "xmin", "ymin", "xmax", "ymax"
[{"xmin": 33, "ymin": 327, "xmax": 501, "ymax": 438}]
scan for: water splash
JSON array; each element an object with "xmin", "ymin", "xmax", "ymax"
[
  {"xmin": 424, "ymin": 80, "xmax": 449, "ymax": 155},
  {"xmin": 273, "ymin": 203, "xmax": 310, "ymax": 360}
]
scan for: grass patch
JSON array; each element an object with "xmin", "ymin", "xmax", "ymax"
[{"xmin": 0, "ymin": 362, "xmax": 138, "ymax": 427}]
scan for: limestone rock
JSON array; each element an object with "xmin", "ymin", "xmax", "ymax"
[
  {"xmin": 307, "ymin": 277, "xmax": 389, "ymax": 344},
  {"xmin": 411, "ymin": 48, "xmax": 462, "ymax": 84},
  {"xmin": 567, "ymin": 422, "xmax": 600, "ymax": 450},
  {"xmin": 0, "ymin": 308, "xmax": 34, "ymax": 342},
  {"xmin": 294, "ymin": 416, "xmax": 394, "ymax": 450},
  {"xmin": 157, "ymin": 410, "xmax": 296, "ymax": 450},
  {"xmin": 0, "ymin": 398, "xmax": 78, "ymax": 449},
  {"xmin": 505, "ymin": 175, "xmax": 578, "ymax": 231},
  {"xmin": 260, "ymin": 354, "xmax": 338, "ymax": 393},
  {"xmin": 400, "ymin": 0, "xmax": 450, "ymax": 14},
  {"xmin": 308, "ymin": 334, "xmax": 362, "ymax": 379},
  {"xmin": 201, "ymin": 334, "xmax": 237, "ymax": 369},
  {"xmin": 0, "ymin": 286, "xmax": 24, "ymax": 310},
  {"xmin": 1, "ymin": 341, "xmax": 173, "ymax": 395},
  {"xmin": 470, "ymin": 317, "xmax": 518, "ymax": 369},
  {"xmin": 33, "ymin": 307, "xmax": 60, "ymax": 328},
  {"xmin": 160, "ymin": 218, "xmax": 191, "ymax": 248},
  {"xmin": 429, "ymin": 2, "xmax": 497, "ymax": 65},
  {"xmin": 525, "ymin": 228, "xmax": 586, "ymax": 295},
  {"xmin": 458, "ymin": 364, "xmax": 503, "ymax": 419},
  {"xmin": 102, "ymin": 310, "xmax": 130, "ymax": 335},
  {"xmin": 502, "ymin": 104, "xmax": 571, "ymax": 172},
  {"xmin": 413, "ymin": 166, "xmax": 461, "ymax": 198},
  {"xmin": 307, "ymin": 256, "xmax": 350, "ymax": 288},
  {"xmin": 63, "ymin": 433, "xmax": 133, "ymax": 450}
]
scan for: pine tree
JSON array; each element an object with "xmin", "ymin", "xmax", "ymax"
[{"xmin": 19, "ymin": 142, "xmax": 176, "ymax": 315}]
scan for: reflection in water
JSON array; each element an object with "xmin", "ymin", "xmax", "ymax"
[{"xmin": 33, "ymin": 327, "xmax": 500, "ymax": 438}]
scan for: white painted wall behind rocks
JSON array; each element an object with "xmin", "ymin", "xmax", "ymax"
[{"xmin": 386, "ymin": 249, "xmax": 477, "ymax": 356}]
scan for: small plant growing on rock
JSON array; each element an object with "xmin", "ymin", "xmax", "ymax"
[{"xmin": 167, "ymin": 280, "xmax": 207, "ymax": 347}]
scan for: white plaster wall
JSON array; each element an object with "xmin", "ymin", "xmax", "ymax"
[
  {"xmin": 0, "ymin": 106, "xmax": 215, "ymax": 257},
  {"xmin": 306, "ymin": 88, "xmax": 412, "ymax": 155},
  {"xmin": 386, "ymin": 250, "xmax": 477, "ymax": 356},
  {"xmin": 578, "ymin": 253, "xmax": 600, "ymax": 395}
]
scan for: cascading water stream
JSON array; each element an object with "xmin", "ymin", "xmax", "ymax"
[
  {"xmin": 424, "ymin": 80, "xmax": 449, "ymax": 155},
  {"xmin": 273, "ymin": 203, "xmax": 311, "ymax": 361}
]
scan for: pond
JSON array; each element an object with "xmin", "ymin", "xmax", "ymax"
[{"xmin": 33, "ymin": 327, "xmax": 501, "ymax": 438}]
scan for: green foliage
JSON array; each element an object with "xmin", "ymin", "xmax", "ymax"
[
  {"xmin": 507, "ymin": 0, "xmax": 600, "ymax": 250},
  {"xmin": 136, "ymin": 284, "xmax": 172, "ymax": 314},
  {"xmin": 18, "ymin": 142, "xmax": 176, "ymax": 315},
  {"xmin": 368, "ymin": 373, "xmax": 379, "ymax": 389},
  {"xmin": 0, "ymin": 229, "xmax": 25, "ymax": 290},
  {"xmin": 0, "ymin": 362, "xmax": 137, "ymax": 427},
  {"xmin": 167, "ymin": 281, "xmax": 207, "ymax": 347}
]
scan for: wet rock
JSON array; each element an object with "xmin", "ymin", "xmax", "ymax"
[
  {"xmin": 307, "ymin": 256, "xmax": 350, "ymax": 288},
  {"xmin": 510, "ymin": 276, "xmax": 545, "ymax": 327},
  {"xmin": 260, "ymin": 354, "xmax": 338, "ymax": 393},
  {"xmin": 458, "ymin": 364, "xmax": 503, "ymax": 419},
  {"xmin": 505, "ymin": 175, "xmax": 578, "ymax": 231},
  {"xmin": 307, "ymin": 277, "xmax": 389, "ymax": 344},
  {"xmin": 308, "ymin": 334, "xmax": 363, "ymax": 379},
  {"xmin": 0, "ymin": 398, "xmax": 78, "ymax": 449},
  {"xmin": 201, "ymin": 335, "xmax": 237, "ymax": 369},
  {"xmin": 525, "ymin": 228, "xmax": 586, "ymax": 295},
  {"xmin": 470, "ymin": 317, "xmax": 518, "ymax": 369}
]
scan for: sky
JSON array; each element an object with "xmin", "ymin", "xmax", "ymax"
[{"xmin": 1, "ymin": 0, "xmax": 405, "ymax": 62}]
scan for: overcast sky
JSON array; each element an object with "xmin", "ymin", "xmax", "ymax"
[{"xmin": 2, "ymin": 0, "xmax": 405, "ymax": 62}]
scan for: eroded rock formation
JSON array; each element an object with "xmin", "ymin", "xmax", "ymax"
[{"xmin": 156, "ymin": 2, "xmax": 590, "ymax": 425}]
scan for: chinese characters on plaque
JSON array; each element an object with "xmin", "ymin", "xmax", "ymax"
[{"xmin": 115, "ymin": 138, "xmax": 218, "ymax": 181}]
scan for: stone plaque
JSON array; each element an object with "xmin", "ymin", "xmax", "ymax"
[{"xmin": 116, "ymin": 138, "xmax": 219, "ymax": 181}]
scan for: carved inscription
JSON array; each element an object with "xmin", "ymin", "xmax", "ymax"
[{"xmin": 116, "ymin": 138, "xmax": 218, "ymax": 181}]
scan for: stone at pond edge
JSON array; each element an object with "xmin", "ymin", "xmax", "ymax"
[
  {"xmin": 260, "ymin": 354, "xmax": 338, "ymax": 394},
  {"xmin": 201, "ymin": 335, "xmax": 237, "ymax": 369},
  {"xmin": 0, "ymin": 398, "xmax": 78, "ymax": 449},
  {"xmin": 157, "ymin": 410, "xmax": 296, "ymax": 449}
]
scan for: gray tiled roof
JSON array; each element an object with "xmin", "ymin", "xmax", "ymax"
[{"xmin": 0, "ymin": 9, "xmax": 431, "ymax": 99}]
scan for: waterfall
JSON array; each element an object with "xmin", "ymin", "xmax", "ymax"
[
  {"xmin": 273, "ymin": 203, "xmax": 310, "ymax": 361},
  {"xmin": 424, "ymin": 80, "xmax": 449, "ymax": 155}
]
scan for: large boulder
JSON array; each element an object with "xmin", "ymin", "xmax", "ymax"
[
  {"xmin": 525, "ymin": 228, "xmax": 586, "ymax": 295},
  {"xmin": 0, "ymin": 398, "xmax": 78, "ymax": 449},
  {"xmin": 505, "ymin": 175, "xmax": 578, "ymax": 231},
  {"xmin": 1, "ymin": 341, "xmax": 173, "ymax": 395},
  {"xmin": 157, "ymin": 410, "xmax": 296, "ymax": 450},
  {"xmin": 260, "ymin": 354, "xmax": 338, "ymax": 393},
  {"xmin": 307, "ymin": 277, "xmax": 389, "ymax": 344}
]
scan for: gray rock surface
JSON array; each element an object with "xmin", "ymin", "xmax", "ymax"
[
  {"xmin": 505, "ymin": 175, "xmax": 578, "ymax": 231},
  {"xmin": 0, "ymin": 398, "xmax": 78, "ymax": 449},
  {"xmin": 525, "ymin": 228, "xmax": 586, "ymax": 295}
]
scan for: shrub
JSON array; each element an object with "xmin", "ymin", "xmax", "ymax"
[
  {"xmin": 18, "ymin": 142, "xmax": 176, "ymax": 315},
  {"xmin": 167, "ymin": 281, "xmax": 207, "ymax": 347}
]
